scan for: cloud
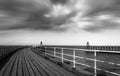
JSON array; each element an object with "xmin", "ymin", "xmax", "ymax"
[
  {"xmin": 81, "ymin": 14, "xmax": 120, "ymax": 32},
  {"xmin": 51, "ymin": 0, "xmax": 68, "ymax": 4},
  {"xmin": 0, "ymin": 0, "xmax": 75, "ymax": 31},
  {"xmin": 61, "ymin": 0, "xmax": 120, "ymax": 32},
  {"xmin": 82, "ymin": 0, "xmax": 115, "ymax": 16},
  {"xmin": 47, "ymin": 0, "xmax": 120, "ymax": 32},
  {"xmin": 0, "ymin": 0, "xmax": 120, "ymax": 32},
  {"xmin": 0, "ymin": 0, "xmax": 53, "ymax": 30}
]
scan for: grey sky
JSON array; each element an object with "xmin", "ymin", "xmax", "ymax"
[{"xmin": 0, "ymin": 0, "xmax": 120, "ymax": 45}]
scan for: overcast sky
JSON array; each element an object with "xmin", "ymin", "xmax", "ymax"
[{"xmin": 0, "ymin": 0, "xmax": 120, "ymax": 45}]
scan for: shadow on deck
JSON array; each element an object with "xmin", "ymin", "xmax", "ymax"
[{"xmin": 0, "ymin": 50, "xmax": 19, "ymax": 70}]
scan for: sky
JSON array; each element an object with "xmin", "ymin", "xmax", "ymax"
[{"xmin": 0, "ymin": 0, "xmax": 120, "ymax": 45}]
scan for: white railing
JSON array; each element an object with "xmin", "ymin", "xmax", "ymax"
[{"xmin": 39, "ymin": 47, "xmax": 120, "ymax": 76}]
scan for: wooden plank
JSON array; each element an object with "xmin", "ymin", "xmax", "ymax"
[
  {"xmin": 28, "ymin": 50, "xmax": 54, "ymax": 76},
  {"xmin": 10, "ymin": 52, "xmax": 20, "ymax": 76},
  {"xmin": 32, "ymin": 59, "xmax": 50, "ymax": 76},
  {"xmin": 24, "ymin": 53, "xmax": 35, "ymax": 76},
  {"xmin": 33, "ymin": 54, "xmax": 63, "ymax": 76},
  {"xmin": 21, "ymin": 51, "xmax": 30, "ymax": 76},
  {"xmin": 29, "ymin": 49, "xmax": 78, "ymax": 76},
  {"xmin": 1, "ymin": 48, "xmax": 79, "ymax": 76},
  {"xmin": 30, "ymin": 48, "xmax": 78, "ymax": 76},
  {"xmin": 0, "ymin": 51, "xmax": 18, "ymax": 74},
  {"xmin": 32, "ymin": 57, "xmax": 56, "ymax": 76},
  {"xmin": 26, "ymin": 51, "xmax": 48, "ymax": 76},
  {"xmin": 17, "ymin": 52, "xmax": 23, "ymax": 76},
  {"xmin": 0, "ymin": 52, "xmax": 19, "ymax": 76},
  {"xmin": 27, "ymin": 49, "xmax": 56, "ymax": 76},
  {"xmin": 26, "ymin": 54, "xmax": 42, "ymax": 76}
]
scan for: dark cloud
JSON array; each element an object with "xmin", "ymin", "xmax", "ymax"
[
  {"xmin": 1, "ymin": 0, "xmax": 120, "ymax": 32},
  {"xmin": 83, "ymin": 19, "xmax": 120, "ymax": 32},
  {"xmin": 0, "ymin": 0, "xmax": 78, "ymax": 31},
  {"xmin": 51, "ymin": 0, "xmax": 68, "ymax": 4},
  {"xmin": 0, "ymin": 0, "xmax": 63, "ymax": 31},
  {"xmin": 76, "ymin": 0, "xmax": 120, "ymax": 32},
  {"xmin": 84, "ymin": 0, "xmax": 120, "ymax": 17},
  {"xmin": 0, "ymin": 0, "xmax": 34, "ymax": 15}
]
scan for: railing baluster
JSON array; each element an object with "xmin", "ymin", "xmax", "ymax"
[
  {"xmin": 94, "ymin": 50, "xmax": 97, "ymax": 76},
  {"xmin": 73, "ymin": 49, "xmax": 76, "ymax": 68},
  {"xmin": 44, "ymin": 47, "xmax": 47, "ymax": 56},
  {"xmin": 54, "ymin": 47, "xmax": 56, "ymax": 57},
  {"xmin": 39, "ymin": 46, "xmax": 120, "ymax": 76},
  {"xmin": 61, "ymin": 48, "xmax": 64, "ymax": 63}
]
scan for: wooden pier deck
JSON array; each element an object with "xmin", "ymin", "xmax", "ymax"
[{"xmin": 0, "ymin": 48, "xmax": 79, "ymax": 76}]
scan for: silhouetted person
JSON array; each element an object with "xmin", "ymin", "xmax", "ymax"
[
  {"xmin": 87, "ymin": 41, "xmax": 89, "ymax": 46},
  {"xmin": 40, "ymin": 41, "xmax": 43, "ymax": 46},
  {"xmin": 40, "ymin": 41, "xmax": 45, "ymax": 55},
  {"xmin": 86, "ymin": 41, "xmax": 90, "ymax": 49}
]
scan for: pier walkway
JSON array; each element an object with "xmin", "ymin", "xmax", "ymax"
[{"xmin": 0, "ymin": 48, "xmax": 79, "ymax": 76}]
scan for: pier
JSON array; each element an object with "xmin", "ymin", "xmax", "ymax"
[
  {"xmin": 0, "ymin": 45, "xmax": 120, "ymax": 76},
  {"xmin": 0, "ymin": 48, "xmax": 81, "ymax": 76}
]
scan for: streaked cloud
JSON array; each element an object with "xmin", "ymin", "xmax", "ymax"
[{"xmin": 0, "ymin": 0, "xmax": 120, "ymax": 32}]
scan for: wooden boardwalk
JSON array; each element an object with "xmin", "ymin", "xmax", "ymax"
[{"xmin": 0, "ymin": 48, "xmax": 79, "ymax": 76}]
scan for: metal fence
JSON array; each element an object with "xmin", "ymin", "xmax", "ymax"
[{"xmin": 38, "ymin": 46, "xmax": 120, "ymax": 76}]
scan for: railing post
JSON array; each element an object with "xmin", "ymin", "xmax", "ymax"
[
  {"xmin": 94, "ymin": 50, "xmax": 97, "ymax": 76},
  {"xmin": 44, "ymin": 47, "xmax": 47, "ymax": 56},
  {"xmin": 73, "ymin": 49, "xmax": 76, "ymax": 68},
  {"xmin": 61, "ymin": 48, "xmax": 64, "ymax": 63},
  {"xmin": 54, "ymin": 47, "xmax": 56, "ymax": 57}
]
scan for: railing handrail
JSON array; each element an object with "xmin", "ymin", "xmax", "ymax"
[
  {"xmin": 45, "ymin": 46, "xmax": 120, "ymax": 53},
  {"xmin": 38, "ymin": 46, "xmax": 120, "ymax": 76},
  {"xmin": 45, "ymin": 49, "xmax": 120, "ymax": 67}
]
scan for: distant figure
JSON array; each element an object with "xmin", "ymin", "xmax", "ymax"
[
  {"xmin": 86, "ymin": 41, "xmax": 90, "ymax": 49},
  {"xmin": 40, "ymin": 41, "xmax": 45, "ymax": 55},
  {"xmin": 40, "ymin": 41, "xmax": 43, "ymax": 46},
  {"xmin": 87, "ymin": 41, "xmax": 89, "ymax": 46}
]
